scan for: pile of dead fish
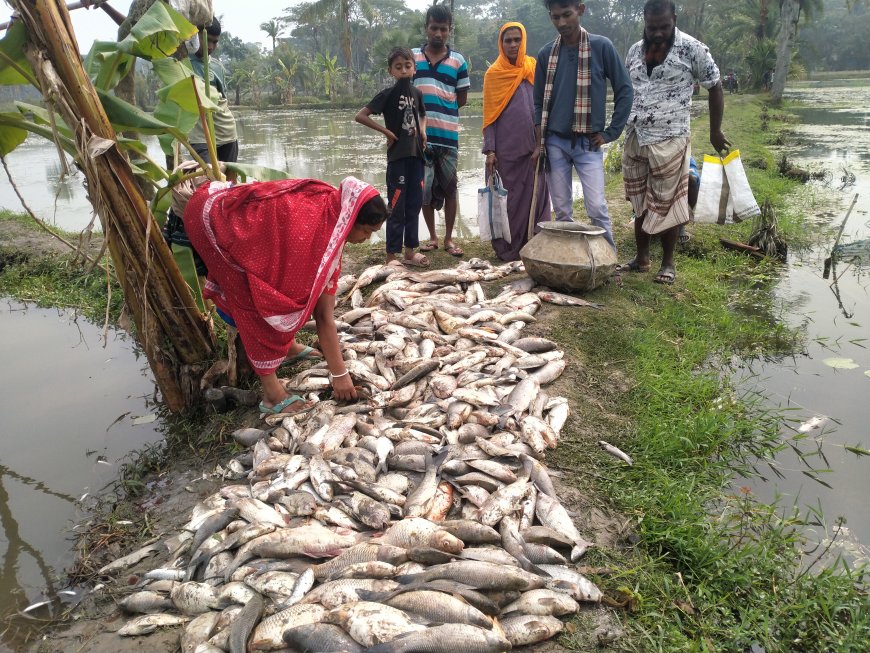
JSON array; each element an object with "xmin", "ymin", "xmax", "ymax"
[{"xmin": 105, "ymin": 259, "xmax": 610, "ymax": 653}]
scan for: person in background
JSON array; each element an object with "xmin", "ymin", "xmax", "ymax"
[
  {"xmin": 183, "ymin": 177, "xmax": 388, "ymax": 415},
  {"xmin": 189, "ymin": 16, "xmax": 238, "ymax": 164},
  {"xmin": 533, "ymin": 0, "xmax": 634, "ymax": 250},
  {"xmin": 356, "ymin": 46, "xmax": 429, "ymax": 268},
  {"xmin": 482, "ymin": 22, "xmax": 551, "ymax": 262},
  {"xmin": 413, "ymin": 4, "xmax": 470, "ymax": 257},
  {"xmin": 620, "ymin": 0, "xmax": 729, "ymax": 284}
]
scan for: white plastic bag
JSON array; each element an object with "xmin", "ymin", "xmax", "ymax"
[
  {"xmin": 722, "ymin": 150, "xmax": 761, "ymax": 221},
  {"xmin": 477, "ymin": 172, "xmax": 511, "ymax": 244},
  {"xmin": 168, "ymin": 0, "xmax": 213, "ymax": 28},
  {"xmin": 695, "ymin": 154, "xmax": 731, "ymax": 224}
]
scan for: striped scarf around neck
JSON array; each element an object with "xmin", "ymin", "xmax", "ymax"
[{"xmin": 539, "ymin": 28, "xmax": 592, "ymax": 152}]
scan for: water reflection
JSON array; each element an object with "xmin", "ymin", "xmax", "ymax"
[{"xmin": 0, "ymin": 301, "xmax": 164, "ymax": 652}]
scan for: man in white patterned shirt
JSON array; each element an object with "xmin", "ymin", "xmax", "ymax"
[{"xmin": 619, "ymin": 0, "xmax": 729, "ymax": 285}]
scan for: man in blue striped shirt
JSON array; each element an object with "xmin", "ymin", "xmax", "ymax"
[{"xmin": 413, "ymin": 5, "xmax": 470, "ymax": 257}]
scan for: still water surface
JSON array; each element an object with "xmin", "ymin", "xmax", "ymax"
[
  {"xmin": 0, "ymin": 301, "xmax": 162, "ymax": 651},
  {"xmin": 737, "ymin": 82, "xmax": 870, "ymax": 562}
]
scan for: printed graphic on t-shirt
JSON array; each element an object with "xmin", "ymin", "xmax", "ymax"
[{"xmin": 399, "ymin": 94, "xmax": 418, "ymax": 138}]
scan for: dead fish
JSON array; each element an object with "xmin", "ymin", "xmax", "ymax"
[
  {"xmin": 228, "ymin": 594, "xmax": 263, "ymax": 653},
  {"xmin": 392, "ymin": 359, "xmax": 441, "ymax": 390},
  {"xmin": 538, "ymin": 290, "xmax": 602, "ymax": 308},
  {"xmin": 362, "ymin": 623, "xmax": 510, "ymax": 653},
  {"xmin": 248, "ymin": 603, "xmax": 326, "ymax": 651},
  {"xmin": 397, "ymin": 560, "xmax": 543, "ymax": 591},
  {"xmin": 439, "ymin": 519, "xmax": 501, "ymax": 545},
  {"xmin": 117, "ymin": 613, "xmax": 190, "ymax": 636},
  {"xmin": 118, "ymin": 591, "xmax": 173, "ymax": 614},
  {"xmin": 598, "ymin": 440, "xmax": 634, "ymax": 465},
  {"xmin": 512, "ymin": 337, "xmax": 557, "ymax": 353},
  {"xmin": 503, "ymin": 588, "xmax": 579, "ymax": 616},
  {"xmin": 377, "ymin": 518, "xmax": 464, "ymax": 554},
  {"xmin": 534, "ymin": 492, "xmax": 595, "ymax": 561},
  {"xmin": 529, "ymin": 359, "xmax": 566, "ymax": 385},
  {"xmin": 181, "ymin": 611, "xmax": 221, "ymax": 653},
  {"xmin": 171, "ymin": 582, "xmax": 221, "ymax": 615},
  {"xmin": 283, "ymin": 623, "xmax": 363, "ymax": 652},
  {"xmin": 98, "ymin": 541, "xmax": 161, "ymax": 575},
  {"xmin": 383, "ymin": 589, "xmax": 493, "ymax": 629},
  {"xmin": 301, "ymin": 578, "xmax": 401, "ymax": 609},
  {"xmin": 338, "ymin": 491, "xmax": 392, "ymax": 530},
  {"xmin": 324, "ymin": 601, "xmax": 425, "ymax": 648},
  {"xmin": 537, "ymin": 564, "xmax": 603, "ymax": 602},
  {"xmin": 501, "ymin": 614, "xmax": 564, "ymax": 647}
]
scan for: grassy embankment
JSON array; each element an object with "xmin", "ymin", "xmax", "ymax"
[{"xmin": 1, "ymin": 94, "xmax": 867, "ymax": 651}]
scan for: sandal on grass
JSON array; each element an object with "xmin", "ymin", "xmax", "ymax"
[
  {"xmin": 258, "ymin": 394, "xmax": 314, "ymax": 416},
  {"xmin": 445, "ymin": 243, "xmax": 464, "ymax": 257},
  {"xmin": 616, "ymin": 259, "xmax": 651, "ymax": 273},
  {"xmin": 419, "ymin": 240, "xmax": 438, "ymax": 252},
  {"xmin": 653, "ymin": 266, "xmax": 676, "ymax": 285},
  {"xmin": 403, "ymin": 253, "xmax": 430, "ymax": 268}
]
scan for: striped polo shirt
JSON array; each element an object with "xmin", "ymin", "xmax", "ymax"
[{"xmin": 412, "ymin": 45, "xmax": 470, "ymax": 150}]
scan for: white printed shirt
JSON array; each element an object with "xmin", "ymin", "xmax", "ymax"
[{"xmin": 625, "ymin": 28, "xmax": 720, "ymax": 146}]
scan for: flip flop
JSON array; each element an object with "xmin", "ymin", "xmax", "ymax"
[
  {"xmin": 616, "ymin": 259, "xmax": 651, "ymax": 273},
  {"xmin": 403, "ymin": 253, "xmax": 430, "ymax": 268},
  {"xmin": 258, "ymin": 394, "xmax": 314, "ymax": 416},
  {"xmin": 653, "ymin": 266, "xmax": 676, "ymax": 285},
  {"xmin": 445, "ymin": 243, "xmax": 464, "ymax": 257},
  {"xmin": 419, "ymin": 240, "xmax": 438, "ymax": 252},
  {"xmin": 279, "ymin": 345, "xmax": 321, "ymax": 367}
]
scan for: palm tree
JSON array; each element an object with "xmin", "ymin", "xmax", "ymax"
[
  {"xmin": 260, "ymin": 19, "xmax": 285, "ymax": 52},
  {"xmin": 297, "ymin": 0, "xmax": 372, "ymax": 93}
]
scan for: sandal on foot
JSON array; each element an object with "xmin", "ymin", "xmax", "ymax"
[
  {"xmin": 403, "ymin": 253, "xmax": 430, "ymax": 268},
  {"xmin": 279, "ymin": 345, "xmax": 321, "ymax": 368},
  {"xmin": 616, "ymin": 259, "xmax": 651, "ymax": 273},
  {"xmin": 653, "ymin": 266, "xmax": 676, "ymax": 285},
  {"xmin": 419, "ymin": 240, "xmax": 438, "ymax": 252},
  {"xmin": 258, "ymin": 394, "xmax": 313, "ymax": 416},
  {"xmin": 445, "ymin": 243, "xmax": 464, "ymax": 257}
]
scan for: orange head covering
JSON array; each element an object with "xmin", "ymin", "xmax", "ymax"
[{"xmin": 482, "ymin": 22, "xmax": 536, "ymax": 130}]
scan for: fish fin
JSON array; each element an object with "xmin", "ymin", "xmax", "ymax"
[{"xmin": 395, "ymin": 573, "xmax": 422, "ymax": 585}]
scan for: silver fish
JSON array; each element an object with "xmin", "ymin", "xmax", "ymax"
[
  {"xmin": 362, "ymin": 623, "xmax": 509, "ymax": 653},
  {"xmin": 599, "ymin": 439, "xmax": 634, "ymax": 465}
]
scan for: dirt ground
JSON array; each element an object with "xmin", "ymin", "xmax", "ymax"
[{"xmin": 3, "ymin": 220, "xmax": 630, "ymax": 653}]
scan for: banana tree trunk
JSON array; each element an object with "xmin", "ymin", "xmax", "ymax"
[
  {"xmin": 11, "ymin": 0, "xmax": 216, "ymax": 412},
  {"xmin": 771, "ymin": 0, "xmax": 800, "ymax": 104}
]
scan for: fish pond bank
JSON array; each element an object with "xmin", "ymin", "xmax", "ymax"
[{"xmin": 0, "ymin": 94, "xmax": 866, "ymax": 652}]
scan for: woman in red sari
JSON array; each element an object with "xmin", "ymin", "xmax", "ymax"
[{"xmin": 185, "ymin": 176, "xmax": 387, "ymax": 414}]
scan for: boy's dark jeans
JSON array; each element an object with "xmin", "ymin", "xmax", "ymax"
[{"xmin": 385, "ymin": 156, "xmax": 425, "ymax": 254}]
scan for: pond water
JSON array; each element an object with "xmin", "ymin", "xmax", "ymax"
[
  {"xmin": 0, "ymin": 106, "xmax": 604, "ymax": 239},
  {"xmin": 0, "ymin": 108, "xmax": 495, "ymax": 237},
  {"xmin": 736, "ymin": 81, "xmax": 870, "ymax": 564},
  {"xmin": 0, "ymin": 301, "xmax": 162, "ymax": 652}
]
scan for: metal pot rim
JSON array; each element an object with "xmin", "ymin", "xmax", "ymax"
[{"xmin": 538, "ymin": 222, "xmax": 606, "ymax": 236}]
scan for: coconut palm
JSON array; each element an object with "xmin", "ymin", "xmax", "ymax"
[{"xmin": 260, "ymin": 19, "xmax": 285, "ymax": 52}]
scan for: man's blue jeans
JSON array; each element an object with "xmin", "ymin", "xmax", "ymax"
[{"xmin": 545, "ymin": 133, "xmax": 615, "ymax": 249}]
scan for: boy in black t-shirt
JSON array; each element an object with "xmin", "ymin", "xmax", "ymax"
[{"xmin": 355, "ymin": 47, "xmax": 429, "ymax": 267}]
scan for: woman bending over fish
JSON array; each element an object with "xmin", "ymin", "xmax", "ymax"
[{"xmin": 184, "ymin": 176, "xmax": 388, "ymax": 414}]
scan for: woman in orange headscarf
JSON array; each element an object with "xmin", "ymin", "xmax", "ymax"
[{"xmin": 482, "ymin": 22, "xmax": 550, "ymax": 261}]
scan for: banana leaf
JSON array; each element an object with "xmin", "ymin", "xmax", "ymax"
[
  {"xmin": 171, "ymin": 243, "xmax": 206, "ymax": 311},
  {"xmin": 153, "ymin": 100, "xmax": 199, "ymax": 155},
  {"xmin": 84, "ymin": 41, "xmax": 136, "ymax": 91},
  {"xmin": 116, "ymin": 1, "xmax": 198, "ymax": 61},
  {"xmin": 15, "ymin": 102, "xmax": 73, "ymax": 138},
  {"xmin": 97, "ymin": 89, "xmax": 176, "ymax": 135},
  {"xmin": 0, "ymin": 112, "xmax": 27, "ymax": 155},
  {"xmin": 157, "ymin": 74, "xmax": 220, "ymax": 114},
  {"xmin": 0, "ymin": 21, "xmax": 34, "ymax": 86},
  {"xmin": 225, "ymin": 162, "xmax": 293, "ymax": 182}
]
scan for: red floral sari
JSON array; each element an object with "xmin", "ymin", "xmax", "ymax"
[{"xmin": 185, "ymin": 177, "xmax": 378, "ymax": 374}]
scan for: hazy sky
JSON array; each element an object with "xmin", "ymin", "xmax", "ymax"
[{"xmin": 0, "ymin": 1, "xmax": 431, "ymax": 51}]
